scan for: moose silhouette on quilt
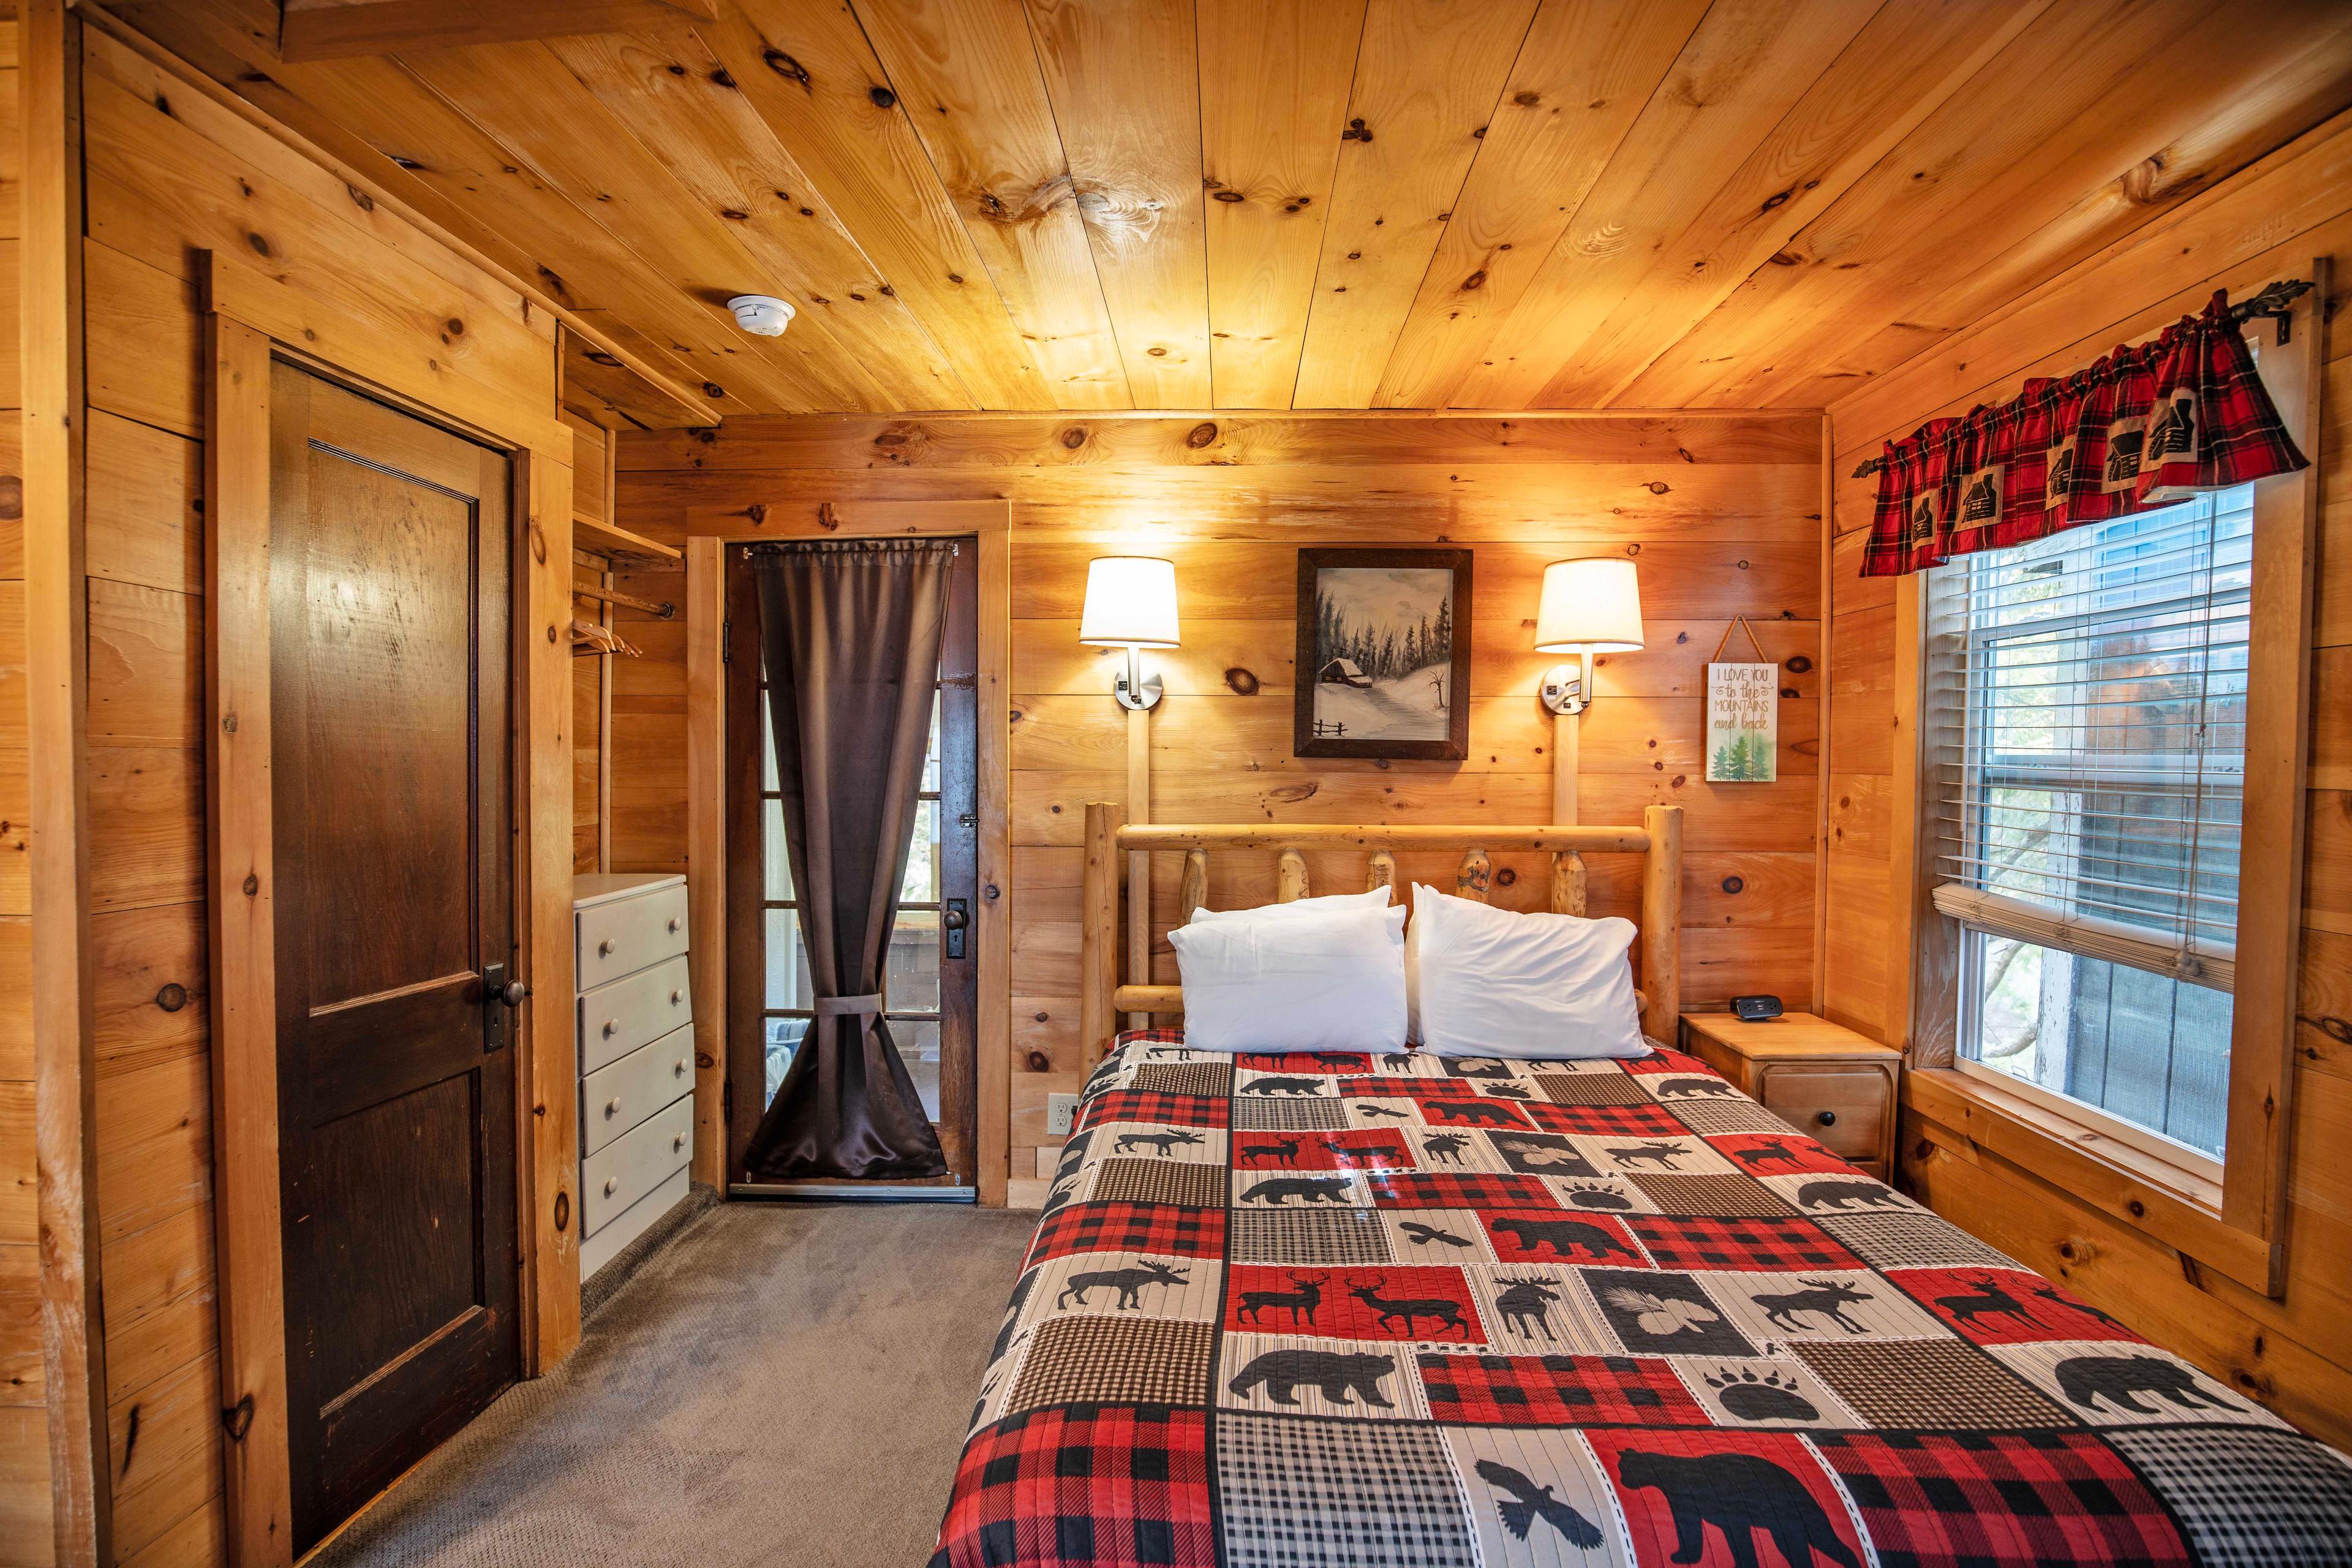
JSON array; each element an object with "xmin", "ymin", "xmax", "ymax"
[{"xmin": 933, "ymin": 1034, "xmax": 2352, "ymax": 1566}]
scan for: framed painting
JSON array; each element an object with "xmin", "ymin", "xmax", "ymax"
[{"xmin": 1294, "ymin": 547, "xmax": 1472, "ymax": 761}]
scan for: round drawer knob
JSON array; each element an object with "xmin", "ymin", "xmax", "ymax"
[
  {"xmin": 1817, "ymin": 1110, "xmax": 1838, "ymax": 1128},
  {"xmin": 674, "ymin": 1060, "xmax": 688, "ymax": 1077},
  {"xmin": 668, "ymin": 918, "xmax": 682, "ymax": 933},
  {"xmin": 671, "ymin": 989, "xmax": 683, "ymax": 1005},
  {"xmin": 673, "ymin": 1134, "xmax": 685, "ymax": 1152},
  {"xmin": 603, "ymin": 1178, "xmax": 617, "ymax": 1196},
  {"xmin": 598, "ymin": 938, "xmax": 614, "ymax": 957},
  {"xmin": 603, "ymin": 1019, "xmax": 619, "ymax": 1036},
  {"xmin": 605, "ymin": 1097, "xmax": 621, "ymax": 1118}
]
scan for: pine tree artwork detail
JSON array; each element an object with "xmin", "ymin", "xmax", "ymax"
[
  {"xmin": 1295, "ymin": 548, "xmax": 1472, "ymax": 761},
  {"xmin": 1706, "ymin": 660, "xmax": 1779, "ymax": 782}
]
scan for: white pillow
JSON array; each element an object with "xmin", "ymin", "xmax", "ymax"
[
  {"xmin": 1167, "ymin": 905, "xmax": 1407, "ymax": 1052},
  {"xmin": 1188, "ymin": 885, "xmax": 1391, "ymax": 924},
  {"xmin": 1191, "ymin": 892, "xmax": 1403, "ymax": 954},
  {"xmin": 1407, "ymin": 883, "xmax": 1648, "ymax": 1060}
]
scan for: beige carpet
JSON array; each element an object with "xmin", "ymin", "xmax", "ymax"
[{"xmin": 312, "ymin": 1202, "xmax": 1036, "ymax": 1568}]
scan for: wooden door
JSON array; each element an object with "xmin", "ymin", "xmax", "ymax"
[
  {"xmin": 725, "ymin": 541, "xmax": 982, "ymax": 1188},
  {"xmin": 269, "ymin": 364, "xmax": 520, "ymax": 1549}
]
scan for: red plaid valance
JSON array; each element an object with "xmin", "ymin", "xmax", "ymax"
[{"xmin": 1860, "ymin": 290, "xmax": 2308, "ymax": 577}]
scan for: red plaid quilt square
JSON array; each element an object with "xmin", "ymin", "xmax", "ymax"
[
  {"xmin": 1241, "ymin": 1050, "xmax": 1374, "ymax": 1074},
  {"xmin": 1417, "ymin": 1096, "xmax": 1538, "ymax": 1130},
  {"xmin": 1227, "ymin": 1264, "xmax": 1482, "ymax": 1343},
  {"xmin": 1522, "ymin": 1101, "xmax": 1686, "ymax": 1137},
  {"xmin": 1705, "ymin": 1131, "xmax": 1853, "ymax": 1177},
  {"xmin": 1625, "ymin": 1050, "xmax": 1714, "ymax": 1077},
  {"xmin": 1369, "ymin": 1170, "xmax": 1559, "ymax": 1211},
  {"xmin": 1813, "ymin": 1431, "xmax": 2190, "ymax": 1568},
  {"xmin": 1077, "ymin": 1089, "xmax": 1229, "ymax": 1134},
  {"xmin": 1025, "ymin": 1202, "xmax": 1227, "ymax": 1268},
  {"xmin": 1626, "ymin": 1215, "xmax": 1863, "ymax": 1273},
  {"xmin": 1230, "ymin": 1129, "xmax": 1411, "ymax": 1172},
  {"xmin": 1585, "ymin": 1431, "xmax": 1870, "ymax": 1568},
  {"xmin": 932, "ymin": 1406, "xmax": 1217, "ymax": 1568},
  {"xmin": 1482, "ymin": 1210, "xmax": 1649, "ymax": 1266},
  {"xmin": 1419, "ymin": 1352, "xmax": 1708, "ymax": 1427},
  {"xmin": 1894, "ymin": 1267, "xmax": 2138, "ymax": 1346}
]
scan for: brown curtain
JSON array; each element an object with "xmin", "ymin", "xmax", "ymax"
[{"xmin": 742, "ymin": 540, "xmax": 953, "ymax": 1180}]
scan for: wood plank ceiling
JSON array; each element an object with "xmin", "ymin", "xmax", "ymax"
[{"xmin": 110, "ymin": 0, "xmax": 2352, "ymax": 423}]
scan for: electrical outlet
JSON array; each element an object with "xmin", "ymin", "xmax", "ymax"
[{"xmin": 1046, "ymin": 1093, "xmax": 1080, "ymax": 1137}]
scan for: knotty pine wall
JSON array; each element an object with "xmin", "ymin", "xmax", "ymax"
[
  {"xmin": 613, "ymin": 411, "xmax": 1827, "ymax": 1191},
  {"xmin": 1823, "ymin": 109, "xmax": 2352, "ymax": 1446},
  {"xmin": 0, "ymin": 17, "xmax": 37, "ymax": 1561},
  {"xmin": 3, "ymin": 21, "xmax": 570, "ymax": 1563}
]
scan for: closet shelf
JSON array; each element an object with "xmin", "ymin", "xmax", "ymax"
[{"xmin": 575, "ymin": 512, "xmax": 683, "ymax": 567}]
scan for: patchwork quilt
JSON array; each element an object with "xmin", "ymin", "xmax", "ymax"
[{"xmin": 932, "ymin": 1033, "xmax": 2352, "ymax": 1567}]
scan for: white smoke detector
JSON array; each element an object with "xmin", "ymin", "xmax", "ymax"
[{"xmin": 727, "ymin": 295, "xmax": 797, "ymax": 337}]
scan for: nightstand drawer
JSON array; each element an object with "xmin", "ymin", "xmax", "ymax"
[{"xmin": 1757, "ymin": 1066, "xmax": 1889, "ymax": 1161}]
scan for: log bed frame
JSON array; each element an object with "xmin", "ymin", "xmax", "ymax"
[{"xmin": 1077, "ymin": 803, "xmax": 1683, "ymax": 1066}]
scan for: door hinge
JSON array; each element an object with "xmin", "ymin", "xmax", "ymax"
[{"xmin": 722, "ymin": 618, "xmax": 731, "ymax": 664}]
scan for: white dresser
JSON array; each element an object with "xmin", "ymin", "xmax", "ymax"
[{"xmin": 574, "ymin": 872, "xmax": 695, "ymax": 1279}]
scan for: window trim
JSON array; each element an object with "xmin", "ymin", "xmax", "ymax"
[{"xmin": 1894, "ymin": 260, "xmax": 2325, "ymax": 1300}]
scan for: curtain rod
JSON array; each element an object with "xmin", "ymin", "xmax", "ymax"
[
  {"xmin": 571, "ymin": 581, "xmax": 675, "ymax": 619},
  {"xmin": 1847, "ymin": 277, "xmax": 2315, "ymax": 479}
]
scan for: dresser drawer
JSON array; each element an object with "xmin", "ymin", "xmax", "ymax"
[
  {"xmin": 582, "ymin": 1093, "xmax": 694, "ymax": 1235},
  {"xmin": 581, "ymin": 1023, "xmax": 696, "ymax": 1156},
  {"xmin": 578, "ymin": 952, "xmax": 692, "ymax": 1074},
  {"xmin": 1758, "ymin": 1065, "xmax": 1890, "ymax": 1162},
  {"xmin": 577, "ymin": 882, "xmax": 688, "ymax": 989}
]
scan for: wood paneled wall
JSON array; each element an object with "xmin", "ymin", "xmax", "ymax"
[
  {"xmin": 1823, "ymin": 108, "xmax": 2352, "ymax": 1447},
  {"xmin": 0, "ymin": 19, "xmax": 571, "ymax": 1562},
  {"xmin": 0, "ymin": 17, "xmax": 40, "ymax": 1563},
  {"xmin": 613, "ymin": 411, "xmax": 1826, "ymax": 1188}
]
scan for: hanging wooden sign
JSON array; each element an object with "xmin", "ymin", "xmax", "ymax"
[{"xmin": 1705, "ymin": 617, "xmax": 1778, "ymax": 782}]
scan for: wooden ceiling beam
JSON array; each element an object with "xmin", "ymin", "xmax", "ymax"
[{"xmin": 275, "ymin": 0, "xmax": 720, "ymax": 63}]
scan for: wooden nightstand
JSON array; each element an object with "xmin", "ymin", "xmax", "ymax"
[{"xmin": 1677, "ymin": 1012, "xmax": 1902, "ymax": 1182}]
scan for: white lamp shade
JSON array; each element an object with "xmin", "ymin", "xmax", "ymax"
[
  {"xmin": 1534, "ymin": 558, "xmax": 1645, "ymax": 652},
  {"xmin": 1077, "ymin": 556, "xmax": 1180, "ymax": 648}
]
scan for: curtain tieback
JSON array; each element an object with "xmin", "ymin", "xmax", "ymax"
[{"xmin": 812, "ymin": 993, "xmax": 884, "ymax": 1018}]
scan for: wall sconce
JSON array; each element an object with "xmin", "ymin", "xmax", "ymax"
[
  {"xmin": 1079, "ymin": 556, "xmax": 1180, "ymax": 710},
  {"xmin": 1534, "ymin": 558, "xmax": 1645, "ymax": 717},
  {"xmin": 1080, "ymin": 556, "xmax": 1180, "ymax": 1028},
  {"xmin": 1536, "ymin": 558, "xmax": 1643, "ymax": 834}
]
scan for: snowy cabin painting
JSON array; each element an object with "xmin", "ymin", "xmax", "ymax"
[{"xmin": 1294, "ymin": 547, "xmax": 1472, "ymax": 761}]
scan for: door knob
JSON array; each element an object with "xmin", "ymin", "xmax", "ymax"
[{"xmin": 500, "ymin": 980, "xmax": 529, "ymax": 1007}]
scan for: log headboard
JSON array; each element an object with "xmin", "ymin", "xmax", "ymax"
[{"xmin": 1077, "ymin": 804, "xmax": 1683, "ymax": 1066}]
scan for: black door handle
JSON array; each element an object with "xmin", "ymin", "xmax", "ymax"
[{"xmin": 483, "ymin": 963, "xmax": 526, "ymax": 1050}]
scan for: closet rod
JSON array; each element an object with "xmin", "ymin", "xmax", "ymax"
[{"xmin": 572, "ymin": 581, "xmax": 676, "ymax": 619}]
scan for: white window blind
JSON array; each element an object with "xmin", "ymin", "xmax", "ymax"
[{"xmin": 1929, "ymin": 486, "xmax": 2252, "ymax": 993}]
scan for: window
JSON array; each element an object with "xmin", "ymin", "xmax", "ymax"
[{"xmin": 1933, "ymin": 485, "xmax": 2252, "ymax": 1172}]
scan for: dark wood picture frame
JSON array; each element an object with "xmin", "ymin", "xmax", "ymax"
[{"xmin": 1294, "ymin": 546, "xmax": 1473, "ymax": 761}]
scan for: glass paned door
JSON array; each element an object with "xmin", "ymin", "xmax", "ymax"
[{"xmin": 725, "ymin": 542, "xmax": 981, "ymax": 1185}]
